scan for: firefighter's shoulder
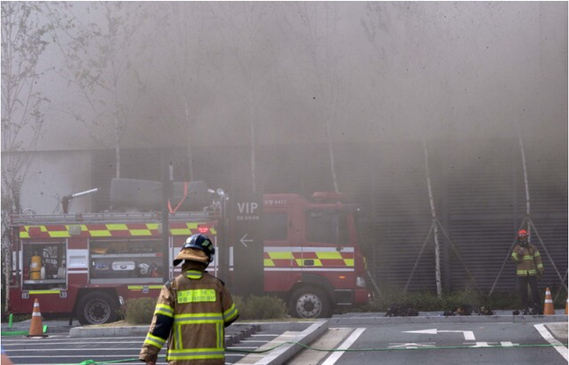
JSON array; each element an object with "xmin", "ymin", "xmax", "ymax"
[{"xmin": 204, "ymin": 271, "xmax": 225, "ymax": 286}]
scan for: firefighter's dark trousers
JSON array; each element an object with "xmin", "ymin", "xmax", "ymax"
[{"xmin": 517, "ymin": 275, "xmax": 541, "ymax": 313}]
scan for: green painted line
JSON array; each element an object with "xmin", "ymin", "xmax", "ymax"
[
  {"xmin": 1, "ymin": 324, "xmax": 47, "ymax": 336},
  {"xmin": 1, "ymin": 330, "xmax": 29, "ymax": 336}
]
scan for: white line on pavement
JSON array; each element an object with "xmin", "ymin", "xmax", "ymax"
[
  {"xmin": 320, "ymin": 328, "xmax": 366, "ymax": 365},
  {"xmin": 534, "ymin": 323, "xmax": 568, "ymax": 361}
]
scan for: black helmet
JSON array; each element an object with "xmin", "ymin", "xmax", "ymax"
[{"xmin": 177, "ymin": 234, "xmax": 215, "ymax": 264}]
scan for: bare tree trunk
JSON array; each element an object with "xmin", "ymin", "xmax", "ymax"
[
  {"xmin": 184, "ymin": 99, "xmax": 194, "ymax": 181},
  {"xmin": 249, "ymin": 73, "xmax": 257, "ymax": 194},
  {"xmin": 326, "ymin": 118, "xmax": 339, "ymax": 194},
  {"xmin": 518, "ymin": 128, "xmax": 530, "ymax": 216},
  {"xmin": 423, "ymin": 137, "xmax": 442, "ymax": 297},
  {"xmin": 114, "ymin": 114, "xmax": 121, "ymax": 178}
]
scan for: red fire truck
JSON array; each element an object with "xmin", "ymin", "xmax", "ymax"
[{"xmin": 6, "ymin": 184, "xmax": 371, "ymax": 324}]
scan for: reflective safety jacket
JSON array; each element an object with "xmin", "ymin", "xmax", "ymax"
[
  {"xmin": 139, "ymin": 261, "xmax": 239, "ymax": 365},
  {"xmin": 511, "ymin": 243, "xmax": 544, "ymax": 277}
]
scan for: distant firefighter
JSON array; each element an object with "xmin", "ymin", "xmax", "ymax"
[{"xmin": 511, "ymin": 229, "xmax": 544, "ymax": 314}]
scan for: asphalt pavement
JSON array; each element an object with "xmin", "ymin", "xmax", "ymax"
[{"xmin": 2, "ymin": 310, "xmax": 567, "ymax": 365}]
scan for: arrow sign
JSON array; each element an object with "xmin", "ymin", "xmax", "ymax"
[
  {"xmin": 240, "ymin": 234, "xmax": 253, "ymax": 247},
  {"xmin": 404, "ymin": 329, "xmax": 475, "ymax": 341}
]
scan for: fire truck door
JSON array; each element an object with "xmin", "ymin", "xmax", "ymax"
[
  {"xmin": 303, "ymin": 209, "xmax": 352, "ymax": 273},
  {"xmin": 263, "ymin": 211, "xmax": 294, "ymax": 292}
]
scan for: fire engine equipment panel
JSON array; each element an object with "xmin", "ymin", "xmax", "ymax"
[{"xmin": 89, "ymin": 239, "xmax": 163, "ymax": 283}]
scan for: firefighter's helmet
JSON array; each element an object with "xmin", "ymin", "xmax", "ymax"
[
  {"xmin": 518, "ymin": 229, "xmax": 528, "ymax": 246},
  {"xmin": 173, "ymin": 234, "xmax": 215, "ymax": 266}
]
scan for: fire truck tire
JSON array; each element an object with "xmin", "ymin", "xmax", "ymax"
[
  {"xmin": 77, "ymin": 291, "xmax": 119, "ymax": 325},
  {"xmin": 289, "ymin": 287, "xmax": 332, "ymax": 319}
]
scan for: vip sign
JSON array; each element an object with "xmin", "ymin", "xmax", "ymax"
[{"xmin": 232, "ymin": 193, "xmax": 264, "ymax": 297}]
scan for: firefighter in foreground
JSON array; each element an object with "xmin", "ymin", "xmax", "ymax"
[
  {"xmin": 511, "ymin": 229, "xmax": 544, "ymax": 314},
  {"xmin": 139, "ymin": 234, "xmax": 239, "ymax": 365}
]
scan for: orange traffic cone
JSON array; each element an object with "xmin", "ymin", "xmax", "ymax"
[
  {"xmin": 27, "ymin": 299, "xmax": 47, "ymax": 337},
  {"xmin": 543, "ymin": 287, "xmax": 555, "ymax": 315},
  {"xmin": 565, "ymin": 297, "xmax": 568, "ymax": 315}
]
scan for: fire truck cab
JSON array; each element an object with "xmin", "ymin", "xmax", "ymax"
[{"xmin": 262, "ymin": 192, "xmax": 370, "ymax": 318}]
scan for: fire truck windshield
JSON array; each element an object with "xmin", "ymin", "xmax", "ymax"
[{"xmin": 306, "ymin": 209, "xmax": 348, "ymax": 245}]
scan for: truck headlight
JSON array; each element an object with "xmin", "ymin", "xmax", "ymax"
[{"xmin": 356, "ymin": 276, "xmax": 366, "ymax": 288}]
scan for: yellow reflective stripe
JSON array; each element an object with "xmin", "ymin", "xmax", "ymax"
[
  {"xmin": 268, "ymin": 252, "xmax": 294, "ymax": 259},
  {"xmin": 344, "ymin": 259, "xmax": 354, "ymax": 266},
  {"xmin": 217, "ymin": 322, "xmax": 223, "ymax": 348},
  {"xmin": 177, "ymin": 289, "xmax": 216, "ymax": 304},
  {"xmin": 296, "ymin": 259, "xmax": 322, "ymax": 266},
  {"xmin": 522, "ymin": 255, "xmax": 534, "ymax": 260},
  {"xmin": 171, "ymin": 228, "xmax": 193, "ymax": 236},
  {"xmin": 264, "ymin": 259, "xmax": 275, "ymax": 267},
  {"xmin": 315, "ymin": 252, "xmax": 343, "ymax": 259},
  {"xmin": 186, "ymin": 270, "xmax": 203, "ymax": 280},
  {"xmin": 537, "ymin": 264, "xmax": 544, "ymax": 269},
  {"xmin": 174, "ymin": 314, "xmax": 223, "ymax": 325},
  {"xmin": 106, "ymin": 224, "xmax": 128, "ymax": 230},
  {"xmin": 155, "ymin": 304, "xmax": 174, "ymax": 317},
  {"xmin": 534, "ymin": 252, "xmax": 541, "ymax": 257},
  {"xmin": 90, "ymin": 230, "xmax": 112, "ymax": 237},
  {"xmin": 517, "ymin": 270, "xmax": 537, "ymax": 275},
  {"xmin": 128, "ymin": 285, "xmax": 162, "ymax": 291},
  {"xmin": 144, "ymin": 333, "xmax": 166, "ymax": 348},
  {"xmin": 129, "ymin": 229, "xmax": 152, "ymax": 236},
  {"xmin": 29, "ymin": 290, "xmax": 61, "ymax": 294},
  {"xmin": 223, "ymin": 303, "xmax": 238, "ymax": 322},
  {"xmin": 49, "ymin": 231, "xmax": 71, "ymax": 238},
  {"xmin": 167, "ymin": 348, "xmax": 224, "ymax": 360}
]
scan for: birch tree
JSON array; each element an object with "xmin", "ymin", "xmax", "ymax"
[
  {"xmin": 1, "ymin": 1, "xmax": 51, "ymax": 307},
  {"xmin": 149, "ymin": 2, "xmax": 211, "ymax": 182},
  {"xmin": 46, "ymin": 2, "xmax": 150, "ymax": 178},
  {"xmin": 207, "ymin": 2, "xmax": 280, "ymax": 194},
  {"xmin": 362, "ymin": 2, "xmax": 453, "ymax": 296},
  {"xmin": 279, "ymin": 3, "xmax": 346, "ymax": 193}
]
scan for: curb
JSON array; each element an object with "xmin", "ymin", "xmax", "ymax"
[
  {"xmin": 252, "ymin": 320, "xmax": 328, "ymax": 365},
  {"xmin": 329, "ymin": 314, "xmax": 568, "ymax": 326}
]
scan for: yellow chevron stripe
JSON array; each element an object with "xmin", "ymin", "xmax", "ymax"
[
  {"xmin": 106, "ymin": 224, "xmax": 129, "ymax": 230},
  {"xmin": 267, "ymin": 252, "xmax": 294, "ymax": 259},
  {"xmin": 129, "ymin": 230, "xmax": 152, "ymax": 236},
  {"xmin": 171, "ymin": 228, "xmax": 193, "ymax": 236},
  {"xmin": 90, "ymin": 230, "xmax": 112, "ymax": 237},
  {"xmin": 315, "ymin": 252, "xmax": 343, "ymax": 259},
  {"xmin": 49, "ymin": 231, "xmax": 71, "ymax": 238}
]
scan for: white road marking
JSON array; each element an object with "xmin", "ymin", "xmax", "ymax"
[
  {"xmin": 534, "ymin": 323, "xmax": 568, "ymax": 361},
  {"xmin": 320, "ymin": 328, "xmax": 366, "ymax": 365},
  {"xmin": 404, "ymin": 328, "xmax": 475, "ymax": 341},
  {"xmin": 388, "ymin": 342, "xmax": 436, "ymax": 349}
]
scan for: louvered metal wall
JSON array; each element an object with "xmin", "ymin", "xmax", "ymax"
[{"xmin": 90, "ymin": 138, "xmax": 567, "ymax": 294}]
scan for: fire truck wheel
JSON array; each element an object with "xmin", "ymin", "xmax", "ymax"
[
  {"xmin": 289, "ymin": 287, "xmax": 332, "ymax": 319},
  {"xmin": 77, "ymin": 291, "xmax": 119, "ymax": 325}
]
